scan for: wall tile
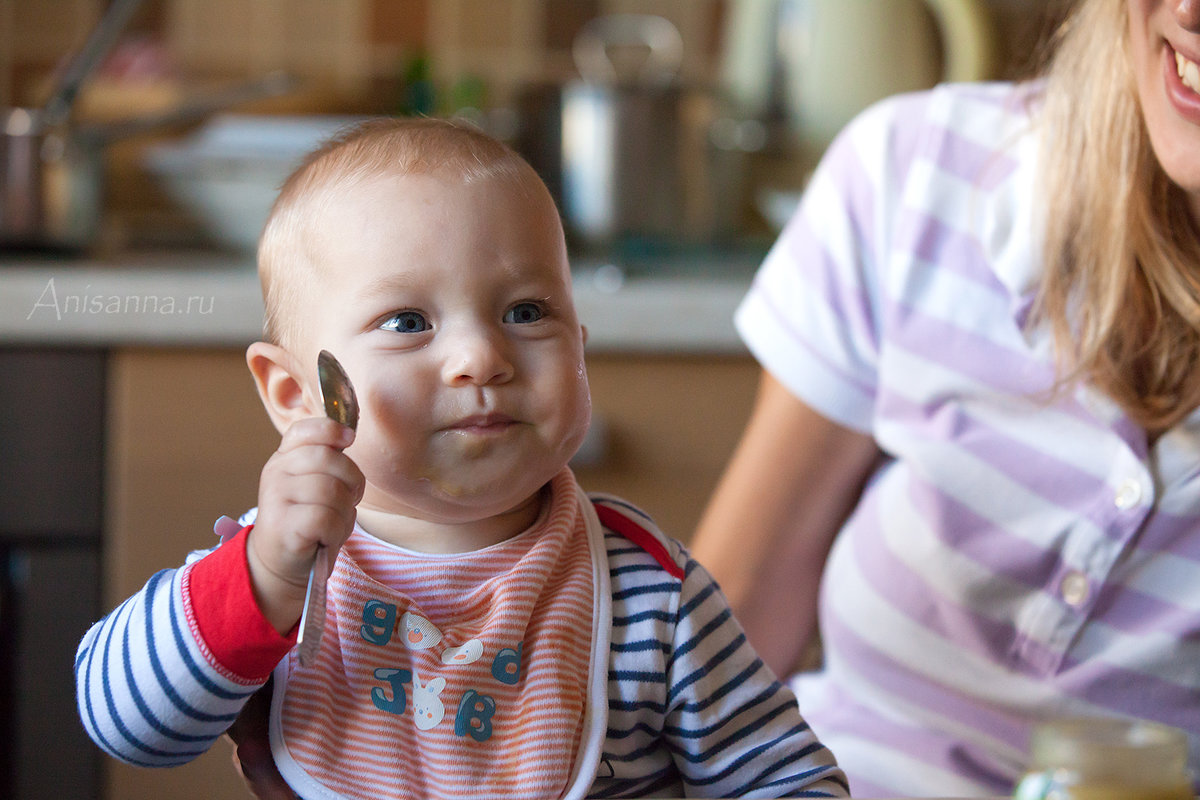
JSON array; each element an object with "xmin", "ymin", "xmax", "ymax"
[
  {"xmin": 279, "ymin": 0, "xmax": 369, "ymax": 87},
  {"xmin": 7, "ymin": 0, "xmax": 99, "ymax": 59},
  {"xmin": 370, "ymin": 0, "xmax": 429, "ymax": 48},
  {"xmin": 4, "ymin": 0, "xmax": 103, "ymax": 105},
  {"xmin": 456, "ymin": 0, "xmax": 517, "ymax": 50},
  {"xmin": 543, "ymin": 0, "xmax": 597, "ymax": 51},
  {"xmin": 168, "ymin": 0, "xmax": 273, "ymax": 76}
]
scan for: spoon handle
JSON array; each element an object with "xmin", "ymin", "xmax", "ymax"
[
  {"xmin": 297, "ymin": 545, "xmax": 331, "ymax": 667},
  {"xmin": 296, "ymin": 350, "xmax": 358, "ymax": 668}
]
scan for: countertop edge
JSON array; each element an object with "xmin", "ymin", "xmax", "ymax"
[{"xmin": 0, "ymin": 262, "xmax": 752, "ymax": 354}]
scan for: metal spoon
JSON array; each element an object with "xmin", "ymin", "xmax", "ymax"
[
  {"xmin": 296, "ymin": 350, "xmax": 359, "ymax": 667},
  {"xmin": 317, "ymin": 349, "xmax": 359, "ymax": 431}
]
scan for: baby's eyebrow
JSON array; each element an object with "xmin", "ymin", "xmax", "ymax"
[{"xmin": 358, "ymin": 271, "xmax": 419, "ymax": 298}]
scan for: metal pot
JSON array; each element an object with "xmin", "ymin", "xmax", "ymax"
[
  {"xmin": 517, "ymin": 15, "xmax": 764, "ymax": 250},
  {"xmin": 0, "ymin": 0, "xmax": 291, "ymax": 252},
  {"xmin": 0, "ymin": 73, "xmax": 294, "ymax": 253},
  {"xmin": 0, "ymin": 0, "xmax": 142, "ymax": 252},
  {"xmin": 0, "ymin": 108, "xmax": 103, "ymax": 251}
]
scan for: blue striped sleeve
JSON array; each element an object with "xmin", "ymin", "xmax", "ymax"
[
  {"xmin": 596, "ymin": 504, "xmax": 848, "ymax": 798},
  {"xmin": 662, "ymin": 555, "xmax": 848, "ymax": 797},
  {"xmin": 74, "ymin": 563, "xmax": 264, "ymax": 766}
]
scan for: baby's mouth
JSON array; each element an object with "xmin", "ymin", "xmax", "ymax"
[
  {"xmin": 1176, "ymin": 48, "xmax": 1200, "ymax": 94},
  {"xmin": 444, "ymin": 413, "xmax": 517, "ymax": 435}
]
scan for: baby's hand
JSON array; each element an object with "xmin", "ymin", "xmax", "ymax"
[{"xmin": 246, "ymin": 417, "xmax": 365, "ymax": 634}]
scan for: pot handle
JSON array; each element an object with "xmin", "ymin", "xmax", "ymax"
[
  {"xmin": 573, "ymin": 14, "xmax": 684, "ymax": 87},
  {"xmin": 925, "ymin": 0, "xmax": 995, "ymax": 82}
]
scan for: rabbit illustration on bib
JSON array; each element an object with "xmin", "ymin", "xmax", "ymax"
[{"xmin": 411, "ymin": 669, "xmax": 446, "ymax": 731}]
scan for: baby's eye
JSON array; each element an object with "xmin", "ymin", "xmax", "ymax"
[
  {"xmin": 380, "ymin": 311, "xmax": 429, "ymax": 333},
  {"xmin": 504, "ymin": 302, "xmax": 544, "ymax": 324}
]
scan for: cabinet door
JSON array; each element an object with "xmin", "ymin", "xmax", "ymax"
[
  {"xmin": 105, "ymin": 348, "xmax": 279, "ymax": 800},
  {"xmin": 572, "ymin": 354, "xmax": 759, "ymax": 542}
]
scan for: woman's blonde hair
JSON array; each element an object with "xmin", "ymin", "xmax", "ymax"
[
  {"xmin": 257, "ymin": 117, "xmax": 542, "ymax": 349},
  {"xmin": 1036, "ymin": 0, "xmax": 1200, "ymax": 433}
]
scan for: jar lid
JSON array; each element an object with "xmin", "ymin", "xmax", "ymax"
[{"xmin": 1029, "ymin": 718, "xmax": 1188, "ymax": 781}]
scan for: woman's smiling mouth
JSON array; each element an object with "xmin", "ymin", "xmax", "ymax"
[
  {"xmin": 1163, "ymin": 42, "xmax": 1200, "ymax": 125},
  {"xmin": 1177, "ymin": 47, "xmax": 1200, "ymax": 94}
]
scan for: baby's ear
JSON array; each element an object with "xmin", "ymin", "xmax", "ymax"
[{"xmin": 246, "ymin": 341, "xmax": 318, "ymax": 433}]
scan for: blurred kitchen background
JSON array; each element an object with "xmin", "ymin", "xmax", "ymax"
[
  {"xmin": 0, "ymin": 1, "xmax": 1069, "ymax": 799},
  {"xmin": 1, "ymin": 0, "xmax": 1071, "ymax": 258}
]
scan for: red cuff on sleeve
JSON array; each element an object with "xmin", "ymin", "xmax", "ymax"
[{"xmin": 184, "ymin": 524, "xmax": 297, "ymax": 681}]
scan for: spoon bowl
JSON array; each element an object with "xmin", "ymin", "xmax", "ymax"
[{"xmin": 317, "ymin": 349, "xmax": 359, "ymax": 430}]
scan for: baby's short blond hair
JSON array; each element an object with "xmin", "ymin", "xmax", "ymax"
[{"xmin": 257, "ymin": 117, "xmax": 546, "ymax": 349}]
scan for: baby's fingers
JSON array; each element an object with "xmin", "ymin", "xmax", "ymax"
[
  {"xmin": 264, "ymin": 441, "xmax": 363, "ymax": 495},
  {"xmin": 258, "ymin": 447, "xmax": 365, "ymax": 549},
  {"xmin": 273, "ymin": 474, "xmax": 362, "ymax": 546},
  {"xmin": 277, "ymin": 416, "xmax": 355, "ymax": 453}
]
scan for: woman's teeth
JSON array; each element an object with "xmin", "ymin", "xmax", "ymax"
[{"xmin": 1177, "ymin": 50, "xmax": 1200, "ymax": 94}]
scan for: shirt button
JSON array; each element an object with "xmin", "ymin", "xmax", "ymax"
[
  {"xmin": 1060, "ymin": 571, "xmax": 1090, "ymax": 608},
  {"xmin": 1114, "ymin": 479, "xmax": 1143, "ymax": 510}
]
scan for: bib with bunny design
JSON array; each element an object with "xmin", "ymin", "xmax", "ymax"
[{"xmin": 269, "ymin": 469, "xmax": 610, "ymax": 800}]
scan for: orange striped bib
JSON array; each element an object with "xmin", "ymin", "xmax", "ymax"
[{"xmin": 269, "ymin": 470, "xmax": 610, "ymax": 800}]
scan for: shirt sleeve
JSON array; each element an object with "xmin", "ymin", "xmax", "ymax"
[
  {"xmin": 736, "ymin": 92, "xmax": 930, "ymax": 435},
  {"xmin": 662, "ymin": 551, "xmax": 849, "ymax": 797},
  {"xmin": 185, "ymin": 524, "xmax": 298, "ymax": 678},
  {"xmin": 74, "ymin": 525, "xmax": 293, "ymax": 766}
]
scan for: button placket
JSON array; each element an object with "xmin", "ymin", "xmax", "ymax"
[{"xmin": 1056, "ymin": 466, "xmax": 1151, "ymax": 621}]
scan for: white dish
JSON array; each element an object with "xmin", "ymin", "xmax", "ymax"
[{"xmin": 144, "ymin": 113, "xmax": 363, "ymax": 252}]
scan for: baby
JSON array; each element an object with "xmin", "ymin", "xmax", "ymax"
[{"xmin": 75, "ymin": 117, "xmax": 847, "ymax": 799}]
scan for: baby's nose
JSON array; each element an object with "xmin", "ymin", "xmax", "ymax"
[{"xmin": 441, "ymin": 326, "xmax": 514, "ymax": 386}]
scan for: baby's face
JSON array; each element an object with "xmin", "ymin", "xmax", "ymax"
[{"xmin": 294, "ymin": 169, "xmax": 590, "ymax": 524}]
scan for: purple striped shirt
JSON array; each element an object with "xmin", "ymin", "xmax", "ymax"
[{"xmin": 737, "ymin": 82, "xmax": 1200, "ymax": 797}]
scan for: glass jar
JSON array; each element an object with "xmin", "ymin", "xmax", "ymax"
[{"xmin": 1014, "ymin": 718, "xmax": 1193, "ymax": 800}]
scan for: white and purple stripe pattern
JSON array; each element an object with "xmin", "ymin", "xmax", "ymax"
[{"xmin": 737, "ymin": 82, "xmax": 1200, "ymax": 797}]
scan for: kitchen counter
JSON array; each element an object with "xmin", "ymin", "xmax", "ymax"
[{"xmin": 0, "ymin": 250, "xmax": 755, "ymax": 353}]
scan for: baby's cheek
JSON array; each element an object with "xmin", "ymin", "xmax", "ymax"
[
  {"xmin": 576, "ymin": 370, "xmax": 593, "ymax": 430},
  {"xmin": 349, "ymin": 415, "xmax": 417, "ymax": 481}
]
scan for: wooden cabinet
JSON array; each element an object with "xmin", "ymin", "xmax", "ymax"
[
  {"xmin": 104, "ymin": 348, "xmax": 279, "ymax": 800},
  {"xmin": 101, "ymin": 347, "xmax": 759, "ymax": 800},
  {"xmin": 105, "ymin": 348, "xmax": 280, "ymax": 609},
  {"xmin": 572, "ymin": 354, "xmax": 760, "ymax": 541}
]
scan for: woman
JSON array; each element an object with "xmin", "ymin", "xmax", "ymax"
[{"xmin": 691, "ymin": 0, "xmax": 1200, "ymax": 796}]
